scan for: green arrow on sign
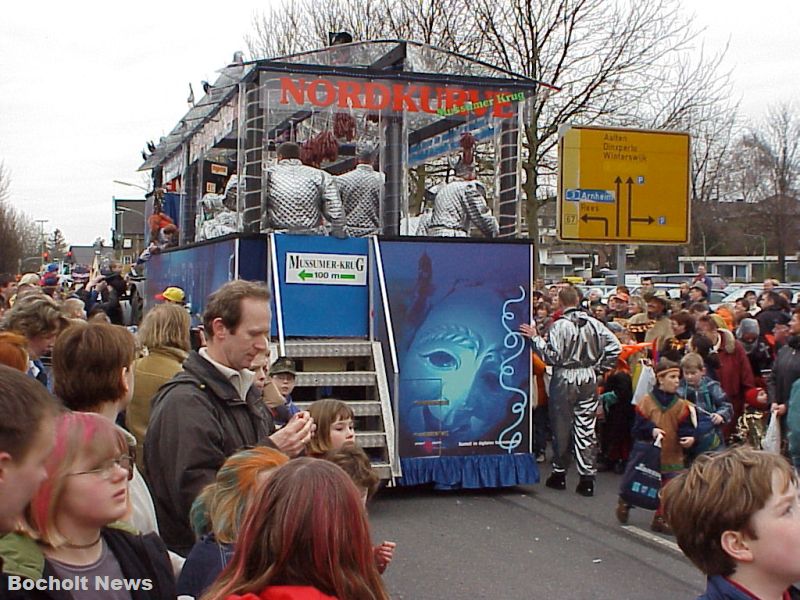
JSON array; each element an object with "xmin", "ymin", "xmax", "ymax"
[
  {"xmin": 298, "ymin": 270, "xmax": 313, "ymax": 281},
  {"xmin": 339, "ymin": 274, "xmax": 356, "ymax": 280}
]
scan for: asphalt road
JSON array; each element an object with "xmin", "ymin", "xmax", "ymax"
[{"xmin": 369, "ymin": 467, "xmax": 706, "ymax": 600}]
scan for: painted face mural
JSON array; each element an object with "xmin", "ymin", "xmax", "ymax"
[{"xmin": 382, "ymin": 243, "xmax": 531, "ymax": 458}]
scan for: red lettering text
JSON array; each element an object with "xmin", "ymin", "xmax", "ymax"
[
  {"xmin": 308, "ymin": 79, "xmax": 336, "ymax": 107},
  {"xmin": 337, "ymin": 80, "xmax": 365, "ymax": 109},
  {"xmin": 364, "ymin": 82, "xmax": 390, "ymax": 110},
  {"xmin": 280, "ymin": 78, "xmax": 305, "ymax": 105}
]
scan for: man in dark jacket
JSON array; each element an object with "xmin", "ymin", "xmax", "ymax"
[
  {"xmin": 756, "ymin": 291, "xmax": 791, "ymax": 339},
  {"xmin": 144, "ymin": 280, "xmax": 314, "ymax": 555},
  {"xmin": 770, "ymin": 307, "xmax": 800, "ymax": 415}
]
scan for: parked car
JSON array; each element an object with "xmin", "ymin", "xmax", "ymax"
[{"xmin": 644, "ymin": 272, "xmax": 728, "ymax": 290}]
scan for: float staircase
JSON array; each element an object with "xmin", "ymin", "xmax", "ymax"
[{"xmin": 269, "ymin": 338, "xmax": 399, "ymax": 480}]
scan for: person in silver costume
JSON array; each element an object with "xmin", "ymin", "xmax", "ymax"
[
  {"xmin": 259, "ymin": 142, "xmax": 346, "ymax": 237},
  {"xmin": 520, "ymin": 285, "xmax": 621, "ymax": 497},
  {"xmin": 335, "ymin": 150, "xmax": 384, "ymax": 237},
  {"xmin": 428, "ymin": 162, "xmax": 499, "ymax": 238}
]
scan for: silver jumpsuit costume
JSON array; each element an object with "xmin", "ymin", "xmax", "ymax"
[
  {"xmin": 260, "ymin": 158, "xmax": 346, "ymax": 237},
  {"xmin": 428, "ymin": 179, "xmax": 499, "ymax": 238},
  {"xmin": 529, "ymin": 308, "xmax": 621, "ymax": 477},
  {"xmin": 335, "ymin": 164, "xmax": 383, "ymax": 237}
]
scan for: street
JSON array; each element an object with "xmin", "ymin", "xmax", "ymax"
[{"xmin": 369, "ymin": 468, "xmax": 705, "ymax": 600}]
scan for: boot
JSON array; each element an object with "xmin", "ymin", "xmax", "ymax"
[
  {"xmin": 545, "ymin": 470, "xmax": 566, "ymax": 490},
  {"xmin": 616, "ymin": 498, "xmax": 630, "ymax": 524},
  {"xmin": 651, "ymin": 514, "xmax": 673, "ymax": 535},
  {"xmin": 575, "ymin": 475, "xmax": 594, "ymax": 497}
]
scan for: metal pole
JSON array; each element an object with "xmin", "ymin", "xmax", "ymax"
[
  {"xmin": 616, "ymin": 244, "xmax": 627, "ymax": 287},
  {"xmin": 382, "ymin": 117, "xmax": 404, "ymax": 235},
  {"xmin": 35, "ymin": 219, "xmax": 49, "ymax": 268}
]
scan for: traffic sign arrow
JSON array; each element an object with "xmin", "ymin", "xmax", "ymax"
[
  {"xmin": 626, "ymin": 177, "xmax": 634, "ymax": 237},
  {"xmin": 614, "ymin": 176, "xmax": 623, "ymax": 237},
  {"xmin": 630, "ymin": 216, "xmax": 655, "ymax": 225},
  {"xmin": 298, "ymin": 269, "xmax": 313, "ymax": 281},
  {"xmin": 580, "ymin": 213, "xmax": 609, "ymax": 237}
]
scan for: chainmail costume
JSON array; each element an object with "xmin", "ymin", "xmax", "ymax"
[
  {"xmin": 530, "ymin": 308, "xmax": 621, "ymax": 477},
  {"xmin": 429, "ymin": 179, "xmax": 499, "ymax": 238},
  {"xmin": 195, "ymin": 193, "xmax": 239, "ymax": 242},
  {"xmin": 335, "ymin": 164, "xmax": 383, "ymax": 237},
  {"xmin": 259, "ymin": 158, "xmax": 346, "ymax": 237}
]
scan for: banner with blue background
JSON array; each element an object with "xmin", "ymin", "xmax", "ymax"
[{"xmin": 377, "ymin": 239, "xmax": 538, "ymax": 489}]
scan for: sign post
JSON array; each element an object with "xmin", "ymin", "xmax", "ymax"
[{"xmin": 557, "ymin": 125, "xmax": 691, "ymax": 245}]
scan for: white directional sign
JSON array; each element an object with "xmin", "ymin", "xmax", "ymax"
[{"xmin": 285, "ymin": 252, "xmax": 367, "ymax": 286}]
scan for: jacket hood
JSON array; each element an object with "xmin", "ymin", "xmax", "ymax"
[
  {"xmin": 718, "ymin": 328, "xmax": 736, "ymax": 354},
  {"xmin": 146, "ymin": 346, "xmax": 189, "ymax": 363},
  {"xmin": 0, "ymin": 532, "xmax": 44, "ymax": 581},
  {"xmin": 564, "ymin": 307, "xmax": 591, "ymax": 328}
]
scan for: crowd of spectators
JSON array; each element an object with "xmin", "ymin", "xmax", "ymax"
[{"xmin": 0, "ymin": 273, "xmax": 394, "ymax": 600}]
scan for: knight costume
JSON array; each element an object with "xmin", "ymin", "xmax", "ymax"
[
  {"xmin": 256, "ymin": 158, "xmax": 346, "ymax": 237},
  {"xmin": 335, "ymin": 163, "xmax": 383, "ymax": 237},
  {"xmin": 428, "ymin": 179, "xmax": 499, "ymax": 238}
]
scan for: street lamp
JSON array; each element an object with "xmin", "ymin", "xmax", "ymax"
[
  {"xmin": 116, "ymin": 205, "xmax": 146, "ymax": 219},
  {"xmin": 113, "ymin": 180, "xmax": 150, "ymax": 193}
]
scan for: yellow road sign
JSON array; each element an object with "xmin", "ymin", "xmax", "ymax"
[{"xmin": 557, "ymin": 125, "xmax": 690, "ymax": 244}]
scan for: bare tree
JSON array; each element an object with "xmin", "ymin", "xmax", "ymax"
[
  {"xmin": 246, "ymin": 0, "xmax": 485, "ymax": 60},
  {"xmin": 0, "ymin": 161, "xmax": 39, "ymax": 273},
  {"xmin": 722, "ymin": 103, "xmax": 800, "ymax": 279},
  {"xmin": 471, "ymin": 0, "xmax": 735, "ymax": 274}
]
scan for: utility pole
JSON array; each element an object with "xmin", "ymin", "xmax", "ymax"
[{"xmin": 34, "ymin": 219, "xmax": 49, "ymax": 269}]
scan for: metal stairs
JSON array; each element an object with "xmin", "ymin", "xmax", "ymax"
[{"xmin": 270, "ymin": 338, "xmax": 399, "ymax": 480}]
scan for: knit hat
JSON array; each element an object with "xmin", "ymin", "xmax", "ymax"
[
  {"xmin": 710, "ymin": 314, "xmax": 728, "ymax": 331},
  {"xmin": 737, "ymin": 318, "xmax": 759, "ymax": 337},
  {"xmin": 737, "ymin": 318, "xmax": 760, "ymax": 352},
  {"xmin": 155, "ymin": 286, "xmax": 185, "ymax": 303}
]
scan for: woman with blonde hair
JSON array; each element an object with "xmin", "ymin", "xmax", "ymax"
[
  {"xmin": 0, "ymin": 411, "xmax": 175, "ymax": 599},
  {"xmin": 627, "ymin": 295, "xmax": 647, "ymax": 316},
  {"xmin": 0, "ymin": 294, "xmax": 68, "ymax": 387},
  {"xmin": 127, "ymin": 304, "xmax": 191, "ymax": 470},
  {"xmin": 178, "ymin": 447, "xmax": 289, "ymax": 598}
]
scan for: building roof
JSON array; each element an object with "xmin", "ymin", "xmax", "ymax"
[{"xmin": 67, "ymin": 245, "xmax": 115, "ymax": 268}]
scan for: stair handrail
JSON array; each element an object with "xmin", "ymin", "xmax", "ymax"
[
  {"xmin": 269, "ymin": 233, "xmax": 286, "ymax": 357},
  {"xmin": 372, "ymin": 236, "xmax": 401, "ymax": 480},
  {"xmin": 371, "ymin": 237, "xmax": 398, "ymax": 375}
]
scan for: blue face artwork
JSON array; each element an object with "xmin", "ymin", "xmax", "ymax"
[{"xmin": 380, "ymin": 241, "xmax": 531, "ymax": 458}]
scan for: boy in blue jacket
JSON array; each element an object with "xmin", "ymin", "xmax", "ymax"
[
  {"xmin": 663, "ymin": 446, "xmax": 800, "ymax": 600},
  {"xmin": 679, "ymin": 352, "xmax": 733, "ymax": 457}
]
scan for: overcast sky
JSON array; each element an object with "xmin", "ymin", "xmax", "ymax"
[{"xmin": 1, "ymin": 0, "xmax": 797, "ymax": 246}]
